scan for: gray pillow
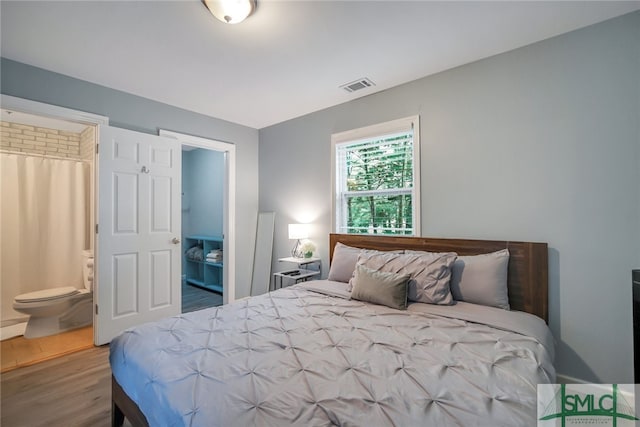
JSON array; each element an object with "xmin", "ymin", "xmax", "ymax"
[
  {"xmin": 350, "ymin": 264, "xmax": 410, "ymax": 310},
  {"xmin": 449, "ymin": 249, "xmax": 510, "ymax": 310},
  {"xmin": 353, "ymin": 251, "xmax": 457, "ymax": 305},
  {"xmin": 328, "ymin": 242, "xmax": 403, "ymax": 284},
  {"xmin": 327, "ymin": 243, "xmax": 363, "ymax": 283}
]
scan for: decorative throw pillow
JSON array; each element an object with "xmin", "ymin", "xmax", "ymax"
[
  {"xmin": 350, "ymin": 264, "xmax": 410, "ymax": 310},
  {"xmin": 449, "ymin": 249, "xmax": 510, "ymax": 310},
  {"xmin": 328, "ymin": 242, "xmax": 403, "ymax": 284},
  {"xmin": 352, "ymin": 251, "xmax": 457, "ymax": 305}
]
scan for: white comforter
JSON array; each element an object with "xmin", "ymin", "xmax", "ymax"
[{"xmin": 110, "ymin": 281, "xmax": 555, "ymax": 427}]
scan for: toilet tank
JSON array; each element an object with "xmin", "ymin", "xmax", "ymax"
[{"xmin": 82, "ymin": 250, "xmax": 94, "ymax": 291}]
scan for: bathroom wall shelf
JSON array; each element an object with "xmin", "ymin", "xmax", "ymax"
[{"xmin": 184, "ymin": 235, "xmax": 223, "ymax": 294}]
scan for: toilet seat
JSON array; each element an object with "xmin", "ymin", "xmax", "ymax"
[{"xmin": 15, "ymin": 286, "xmax": 80, "ymax": 303}]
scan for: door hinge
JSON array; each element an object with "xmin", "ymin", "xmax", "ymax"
[
  {"xmin": 96, "ymin": 143, "xmax": 99, "ymax": 155},
  {"xmin": 95, "ymin": 224, "xmax": 98, "ymax": 234},
  {"xmin": 95, "ymin": 304, "xmax": 98, "ymax": 315}
]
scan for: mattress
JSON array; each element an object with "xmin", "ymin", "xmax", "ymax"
[{"xmin": 110, "ymin": 280, "xmax": 555, "ymax": 426}]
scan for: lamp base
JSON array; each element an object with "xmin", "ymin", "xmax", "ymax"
[{"xmin": 291, "ymin": 239, "xmax": 303, "ymax": 258}]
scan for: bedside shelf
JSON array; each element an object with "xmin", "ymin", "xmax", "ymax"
[
  {"xmin": 272, "ymin": 269, "xmax": 320, "ymax": 290},
  {"xmin": 278, "ymin": 257, "xmax": 321, "ymax": 266},
  {"xmin": 272, "ymin": 257, "xmax": 322, "ymax": 290}
]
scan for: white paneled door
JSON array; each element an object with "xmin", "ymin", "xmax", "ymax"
[{"xmin": 96, "ymin": 126, "xmax": 181, "ymax": 345}]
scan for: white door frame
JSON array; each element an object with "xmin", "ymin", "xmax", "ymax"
[
  {"xmin": 0, "ymin": 95, "xmax": 110, "ymax": 127},
  {"xmin": 1, "ymin": 95, "xmax": 108, "ymax": 344},
  {"xmin": 159, "ymin": 129, "xmax": 236, "ymax": 304}
]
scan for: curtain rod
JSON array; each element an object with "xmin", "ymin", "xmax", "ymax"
[{"xmin": 0, "ymin": 149, "xmax": 91, "ymax": 163}]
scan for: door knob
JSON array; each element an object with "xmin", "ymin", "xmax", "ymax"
[{"xmin": 172, "ymin": 237, "xmax": 180, "ymax": 244}]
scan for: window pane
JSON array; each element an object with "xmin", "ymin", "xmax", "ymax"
[
  {"xmin": 342, "ymin": 194, "xmax": 413, "ymax": 235},
  {"xmin": 344, "ymin": 135, "xmax": 413, "ymax": 192}
]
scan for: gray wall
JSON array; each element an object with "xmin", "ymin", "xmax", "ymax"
[
  {"xmin": 1, "ymin": 58, "xmax": 260, "ymax": 299},
  {"xmin": 259, "ymin": 11, "xmax": 640, "ymax": 383},
  {"xmin": 182, "ymin": 148, "xmax": 225, "ymax": 238},
  {"xmin": 181, "ymin": 148, "xmax": 225, "ymax": 276}
]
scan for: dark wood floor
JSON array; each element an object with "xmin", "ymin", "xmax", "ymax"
[
  {"xmin": 0, "ymin": 345, "xmax": 131, "ymax": 427},
  {"xmin": 182, "ymin": 281, "xmax": 223, "ymax": 313}
]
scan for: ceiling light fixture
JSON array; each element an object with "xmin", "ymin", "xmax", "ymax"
[{"xmin": 203, "ymin": 0, "xmax": 256, "ymax": 25}]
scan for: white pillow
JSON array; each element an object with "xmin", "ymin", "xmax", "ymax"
[{"xmin": 449, "ymin": 249, "xmax": 510, "ymax": 310}]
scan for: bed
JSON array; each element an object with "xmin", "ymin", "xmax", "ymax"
[{"xmin": 110, "ymin": 233, "xmax": 554, "ymax": 426}]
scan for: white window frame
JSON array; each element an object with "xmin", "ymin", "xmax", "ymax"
[{"xmin": 331, "ymin": 115, "xmax": 421, "ymax": 236}]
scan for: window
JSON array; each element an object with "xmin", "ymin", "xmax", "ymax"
[{"xmin": 332, "ymin": 116, "xmax": 420, "ymax": 236}]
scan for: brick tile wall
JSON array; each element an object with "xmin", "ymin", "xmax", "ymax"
[
  {"xmin": 0, "ymin": 121, "xmax": 82, "ymax": 159},
  {"xmin": 80, "ymin": 126, "xmax": 95, "ymax": 161}
]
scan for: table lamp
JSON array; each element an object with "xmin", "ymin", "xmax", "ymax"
[{"xmin": 288, "ymin": 224, "xmax": 308, "ymax": 258}]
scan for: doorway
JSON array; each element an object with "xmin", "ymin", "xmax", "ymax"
[
  {"xmin": 160, "ymin": 129, "xmax": 236, "ymax": 306},
  {"xmin": 0, "ymin": 109, "xmax": 97, "ymax": 371},
  {"xmin": 181, "ymin": 146, "xmax": 224, "ymax": 313}
]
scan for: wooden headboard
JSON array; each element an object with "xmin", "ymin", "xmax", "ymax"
[{"xmin": 329, "ymin": 233, "xmax": 549, "ymax": 322}]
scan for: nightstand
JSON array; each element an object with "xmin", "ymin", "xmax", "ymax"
[{"xmin": 272, "ymin": 257, "xmax": 322, "ymax": 290}]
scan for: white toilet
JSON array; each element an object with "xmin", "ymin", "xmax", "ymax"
[{"xmin": 13, "ymin": 250, "xmax": 94, "ymax": 339}]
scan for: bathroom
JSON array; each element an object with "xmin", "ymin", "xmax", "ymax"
[{"xmin": 0, "ymin": 109, "xmax": 95, "ymax": 355}]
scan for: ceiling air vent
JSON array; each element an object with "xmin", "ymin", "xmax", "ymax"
[{"xmin": 340, "ymin": 78, "xmax": 376, "ymax": 93}]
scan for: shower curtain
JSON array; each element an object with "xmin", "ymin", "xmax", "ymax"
[{"xmin": 1, "ymin": 153, "xmax": 90, "ymax": 324}]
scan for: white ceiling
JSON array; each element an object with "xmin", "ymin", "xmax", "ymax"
[{"xmin": 2, "ymin": 1, "xmax": 638, "ymax": 129}]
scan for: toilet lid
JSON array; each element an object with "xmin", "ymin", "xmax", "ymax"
[{"xmin": 15, "ymin": 287, "xmax": 80, "ymax": 303}]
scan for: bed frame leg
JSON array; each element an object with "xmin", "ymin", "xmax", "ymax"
[{"xmin": 112, "ymin": 401, "xmax": 125, "ymax": 427}]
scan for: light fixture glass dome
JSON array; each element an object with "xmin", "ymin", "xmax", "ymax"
[{"xmin": 203, "ymin": 0, "xmax": 256, "ymax": 25}]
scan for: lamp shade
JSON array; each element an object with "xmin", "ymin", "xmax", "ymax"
[
  {"xmin": 203, "ymin": 0, "xmax": 256, "ymax": 24},
  {"xmin": 288, "ymin": 224, "xmax": 309, "ymax": 240}
]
